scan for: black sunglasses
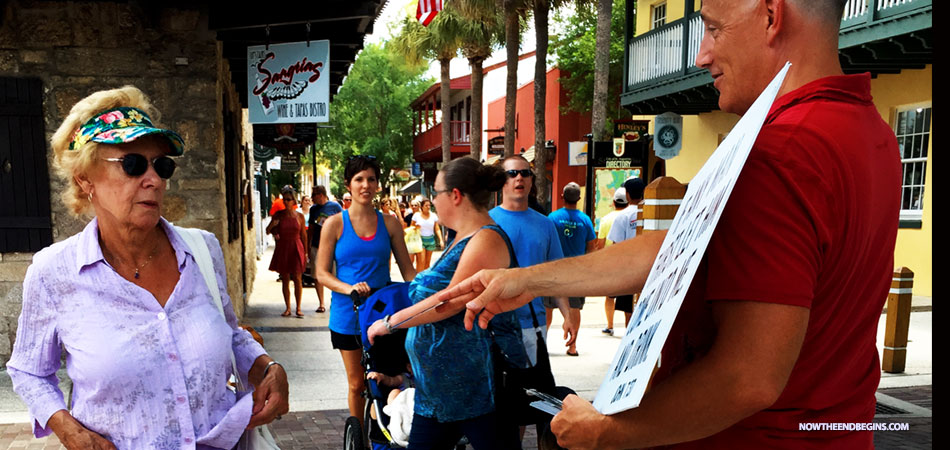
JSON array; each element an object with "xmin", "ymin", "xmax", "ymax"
[
  {"xmin": 505, "ymin": 169, "xmax": 533, "ymax": 178},
  {"xmin": 348, "ymin": 154, "xmax": 377, "ymax": 161},
  {"xmin": 102, "ymin": 154, "xmax": 177, "ymax": 179}
]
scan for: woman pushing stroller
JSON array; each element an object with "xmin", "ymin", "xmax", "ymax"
[{"xmin": 368, "ymin": 157, "xmax": 526, "ymax": 449}]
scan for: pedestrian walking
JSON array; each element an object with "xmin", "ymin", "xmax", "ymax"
[
  {"xmin": 315, "ymin": 155, "xmax": 416, "ymax": 425},
  {"xmin": 307, "ymin": 185, "xmax": 343, "ymax": 313},
  {"xmin": 267, "ymin": 185, "xmax": 308, "ymax": 317},
  {"xmin": 547, "ymin": 182, "xmax": 597, "ymax": 356}
]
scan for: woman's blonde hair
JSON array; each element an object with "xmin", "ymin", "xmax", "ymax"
[{"xmin": 50, "ymin": 86, "xmax": 161, "ymax": 216}]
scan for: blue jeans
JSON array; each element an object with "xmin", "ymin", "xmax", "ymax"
[{"xmin": 407, "ymin": 411, "xmax": 520, "ymax": 450}]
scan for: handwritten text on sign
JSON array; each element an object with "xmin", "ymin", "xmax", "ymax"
[{"xmin": 593, "ymin": 63, "xmax": 791, "ymax": 415}]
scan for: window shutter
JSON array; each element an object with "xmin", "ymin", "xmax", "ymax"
[{"xmin": 0, "ymin": 77, "xmax": 53, "ymax": 253}]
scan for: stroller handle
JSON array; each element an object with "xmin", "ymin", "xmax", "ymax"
[{"xmin": 350, "ymin": 290, "xmax": 365, "ymax": 310}]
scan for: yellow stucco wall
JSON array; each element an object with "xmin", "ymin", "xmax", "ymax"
[
  {"xmin": 635, "ymin": 64, "xmax": 933, "ymax": 296},
  {"xmin": 635, "ymin": 0, "xmax": 702, "ymax": 36},
  {"xmin": 869, "ymin": 65, "xmax": 932, "ymax": 296}
]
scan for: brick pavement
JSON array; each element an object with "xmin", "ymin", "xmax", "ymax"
[{"xmin": 0, "ymin": 387, "xmax": 931, "ymax": 449}]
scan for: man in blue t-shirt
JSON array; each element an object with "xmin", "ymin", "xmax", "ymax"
[
  {"xmin": 547, "ymin": 182, "xmax": 596, "ymax": 356},
  {"xmin": 308, "ymin": 185, "xmax": 343, "ymax": 313},
  {"xmin": 490, "ymin": 156, "xmax": 577, "ymax": 365}
]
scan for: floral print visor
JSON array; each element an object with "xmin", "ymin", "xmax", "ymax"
[{"xmin": 68, "ymin": 106, "xmax": 185, "ymax": 156}]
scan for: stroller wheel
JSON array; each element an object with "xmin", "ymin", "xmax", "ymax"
[{"xmin": 344, "ymin": 416, "xmax": 364, "ymax": 450}]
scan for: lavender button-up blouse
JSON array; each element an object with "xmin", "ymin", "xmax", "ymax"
[{"xmin": 6, "ymin": 218, "xmax": 266, "ymax": 450}]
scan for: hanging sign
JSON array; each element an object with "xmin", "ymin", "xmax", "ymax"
[
  {"xmin": 654, "ymin": 112, "xmax": 683, "ymax": 160},
  {"xmin": 594, "ymin": 63, "xmax": 791, "ymax": 415},
  {"xmin": 568, "ymin": 141, "xmax": 588, "ymax": 166},
  {"xmin": 248, "ymin": 40, "xmax": 330, "ymax": 124}
]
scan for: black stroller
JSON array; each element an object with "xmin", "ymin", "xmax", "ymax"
[{"xmin": 342, "ymin": 283, "xmax": 469, "ymax": 450}]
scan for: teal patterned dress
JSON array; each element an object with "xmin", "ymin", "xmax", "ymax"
[{"xmin": 404, "ymin": 224, "xmax": 525, "ymax": 422}]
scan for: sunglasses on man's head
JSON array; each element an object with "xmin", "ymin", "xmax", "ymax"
[
  {"xmin": 505, "ymin": 169, "xmax": 533, "ymax": 178},
  {"xmin": 348, "ymin": 154, "xmax": 377, "ymax": 162},
  {"xmin": 101, "ymin": 154, "xmax": 177, "ymax": 179}
]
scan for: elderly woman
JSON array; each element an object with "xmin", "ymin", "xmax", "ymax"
[{"xmin": 6, "ymin": 86, "xmax": 288, "ymax": 450}]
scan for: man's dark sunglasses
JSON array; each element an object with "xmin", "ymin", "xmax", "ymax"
[
  {"xmin": 348, "ymin": 154, "xmax": 377, "ymax": 161},
  {"xmin": 505, "ymin": 169, "xmax": 533, "ymax": 178},
  {"xmin": 101, "ymin": 154, "xmax": 177, "ymax": 179}
]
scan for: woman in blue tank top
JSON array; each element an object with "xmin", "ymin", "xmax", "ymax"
[
  {"xmin": 315, "ymin": 155, "xmax": 416, "ymax": 423},
  {"xmin": 367, "ymin": 157, "xmax": 525, "ymax": 449}
]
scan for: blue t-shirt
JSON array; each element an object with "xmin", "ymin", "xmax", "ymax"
[
  {"xmin": 330, "ymin": 211, "xmax": 391, "ymax": 334},
  {"xmin": 309, "ymin": 201, "xmax": 343, "ymax": 248},
  {"xmin": 489, "ymin": 206, "xmax": 564, "ymax": 329},
  {"xmin": 548, "ymin": 207, "xmax": 596, "ymax": 258},
  {"xmin": 405, "ymin": 225, "xmax": 525, "ymax": 422}
]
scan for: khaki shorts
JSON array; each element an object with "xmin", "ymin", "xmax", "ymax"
[
  {"xmin": 541, "ymin": 296, "xmax": 585, "ymax": 309},
  {"xmin": 309, "ymin": 247, "xmax": 318, "ymax": 275}
]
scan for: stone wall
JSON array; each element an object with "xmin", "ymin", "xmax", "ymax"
[{"xmin": 0, "ymin": 2, "xmax": 256, "ymax": 362}]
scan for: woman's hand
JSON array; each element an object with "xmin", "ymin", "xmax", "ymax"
[
  {"xmin": 248, "ymin": 362, "xmax": 290, "ymax": 429},
  {"xmin": 367, "ymin": 319, "xmax": 390, "ymax": 345},
  {"xmin": 49, "ymin": 410, "xmax": 117, "ymax": 450},
  {"xmin": 350, "ymin": 281, "xmax": 371, "ymax": 296}
]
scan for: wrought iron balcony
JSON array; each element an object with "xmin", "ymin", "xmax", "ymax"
[{"xmin": 621, "ymin": 0, "xmax": 932, "ymax": 115}]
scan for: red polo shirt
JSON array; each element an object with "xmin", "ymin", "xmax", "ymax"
[{"xmin": 658, "ymin": 73, "xmax": 901, "ymax": 449}]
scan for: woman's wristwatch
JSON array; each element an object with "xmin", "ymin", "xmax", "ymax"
[
  {"xmin": 263, "ymin": 360, "xmax": 283, "ymax": 378},
  {"xmin": 382, "ymin": 315, "xmax": 396, "ymax": 334}
]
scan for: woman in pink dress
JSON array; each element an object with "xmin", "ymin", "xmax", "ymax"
[{"xmin": 267, "ymin": 186, "xmax": 308, "ymax": 317}]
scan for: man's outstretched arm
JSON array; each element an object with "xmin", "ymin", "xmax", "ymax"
[
  {"xmin": 434, "ymin": 231, "xmax": 666, "ymax": 330},
  {"xmin": 550, "ymin": 300, "xmax": 809, "ymax": 450}
]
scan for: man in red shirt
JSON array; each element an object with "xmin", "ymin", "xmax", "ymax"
[{"xmin": 436, "ymin": 0, "xmax": 901, "ymax": 448}]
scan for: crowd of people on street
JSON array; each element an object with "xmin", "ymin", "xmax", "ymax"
[{"xmin": 6, "ymin": 1, "xmax": 905, "ymax": 449}]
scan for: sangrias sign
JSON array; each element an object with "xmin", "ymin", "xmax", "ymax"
[{"xmin": 247, "ymin": 41, "xmax": 330, "ymax": 124}]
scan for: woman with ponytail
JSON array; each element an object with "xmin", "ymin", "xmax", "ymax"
[{"xmin": 367, "ymin": 157, "xmax": 525, "ymax": 449}]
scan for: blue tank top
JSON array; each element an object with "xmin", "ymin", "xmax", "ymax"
[
  {"xmin": 330, "ymin": 210, "xmax": 392, "ymax": 334},
  {"xmin": 405, "ymin": 224, "xmax": 525, "ymax": 422}
]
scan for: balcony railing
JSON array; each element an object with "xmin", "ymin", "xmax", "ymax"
[
  {"xmin": 450, "ymin": 121, "xmax": 471, "ymax": 144},
  {"xmin": 413, "ymin": 120, "xmax": 472, "ymax": 159},
  {"xmin": 626, "ymin": 12, "xmax": 704, "ymax": 91},
  {"xmin": 626, "ymin": 0, "xmax": 931, "ymax": 92}
]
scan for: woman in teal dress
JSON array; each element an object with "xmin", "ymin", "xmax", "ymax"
[{"xmin": 367, "ymin": 156, "xmax": 525, "ymax": 449}]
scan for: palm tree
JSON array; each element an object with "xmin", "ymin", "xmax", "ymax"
[
  {"xmin": 500, "ymin": 0, "xmax": 532, "ymax": 157},
  {"xmin": 453, "ymin": 0, "xmax": 503, "ymax": 160},
  {"xmin": 392, "ymin": 13, "xmax": 462, "ymax": 164},
  {"xmin": 592, "ymin": 0, "xmax": 612, "ymax": 141},
  {"xmin": 533, "ymin": 0, "xmax": 552, "ymax": 206}
]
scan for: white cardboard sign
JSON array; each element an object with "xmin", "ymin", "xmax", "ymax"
[{"xmin": 593, "ymin": 63, "xmax": 791, "ymax": 415}]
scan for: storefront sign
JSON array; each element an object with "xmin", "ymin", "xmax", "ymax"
[
  {"xmin": 568, "ymin": 141, "xmax": 588, "ymax": 166},
  {"xmin": 614, "ymin": 119, "xmax": 650, "ymax": 141},
  {"xmin": 280, "ymin": 153, "xmax": 300, "ymax": 172},
  {"xmin": 654, "ymin": 112, "xmax": 683, "ymax": 160},
  {"xmin": 248, "ymin": 40, "xmax": 330, "ymax": 124},
  {"xmin": 488, "ymin": 136, "xmax": 505, "ymax": 155},
  {"xmin": 266, "ymin": 156, "xmax": 281, "ymax": 171},
  {"xmin": 594, "ymin": 63, "xmax": 791, "ymax": 415}
]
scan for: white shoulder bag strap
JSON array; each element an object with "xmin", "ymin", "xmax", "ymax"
[{"xmin": 175, "ymin": 226, "xmax": 243, "ymax": 389}]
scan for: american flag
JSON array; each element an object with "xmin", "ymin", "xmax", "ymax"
[{"xmin": 416, "ymin": 0, "xmax": 443, "ymax": 26}]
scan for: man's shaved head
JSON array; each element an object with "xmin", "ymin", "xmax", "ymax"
[{"xmin": 790, "ymin": 0, "xmax": 848, "ymax": 28}]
